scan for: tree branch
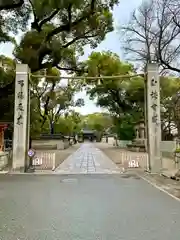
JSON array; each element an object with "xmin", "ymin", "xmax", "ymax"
[
  {"xmin": 33, "ymin": 32, "xmax": 98, "ymax": 72},
  {"xmin": 46, "ymin": 0, "xmax": 96, "ymax": 41},
  {"xmin": 39, "ymin": 9, "xmax": 60, "ymax": 30},
  {"xmin": 172, "ymin": 16, "xmax": 180, "ymax": 29},
  {"xmin": 29, "ymin": 0, "xmax": 41, "ymax": 32},
  {"xmin": 62, "ymin": 31, "xmax": 98, "ymax": 49},
  {"xmin": 158, "ymin": 22, "xmax": 180, "ymax": 72},
  {"xmin": 41, "ymin": 81, "xmax": 56, "ymax": 128},
  {"xmin": 56, "ymin": 65, "xmax": 87, "ymax": 73},
  {"xmin": 0, "ymin": 0, "xmax": 24, "ymax": 10}
]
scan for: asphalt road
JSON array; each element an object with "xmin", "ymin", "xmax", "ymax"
[{"xmin": 0, "ymin": 173, "xmax": 180, "ymax": 240}]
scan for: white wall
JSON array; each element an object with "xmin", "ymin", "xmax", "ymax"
[
  {"xmin": 160, "ymin": 141, "xmax": 176, "ymax": 153},
  {"xmin": 106, "ymin": 139, "xmax": 177, "ymax": 153},
  {"xmin": 117, "ymin": 140, "xmax": 132, "ymax": 148}
]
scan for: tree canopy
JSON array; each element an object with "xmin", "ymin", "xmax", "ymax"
[
  {"xmin": 0, "ymin": 0, "xmax": 120, "ymax": 139},
  {"xmin": 2, "ymin": 0, "xmax": 180, "ymax": 142},
  {"xmin": 78, "ymin": 51, "xmax": 180, "ymax": 140},
  {"xmin": 6, "ymin": 0, "xmax": 119, "ymax": 72}
]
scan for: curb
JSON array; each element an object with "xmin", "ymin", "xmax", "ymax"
[
  {"xmin": 0, "ymin": 171, "xmax": 9, "ymax": 174},
  {"xmin": 137, "ymin": 173, "xmax": 180, "ymax": 202},
  {"xmin": 2, "ymin": 170, "xmax": 56, "ymax": 176}
]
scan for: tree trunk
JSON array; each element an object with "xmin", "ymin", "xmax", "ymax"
[
  {"xmin": 177, "ymin": 124, "xmax": 180, "ymax": 139},
  {"xmin": 29, "ymin": 136, "xmax": 32, "ymax": 148},
  {"xmin": 50, "ymin": 121, "xmax": 54, "ymax": 134}
]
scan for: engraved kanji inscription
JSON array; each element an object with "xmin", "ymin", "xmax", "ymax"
[
  {"xmin": 151, "ymin": 77, "xmax": 157, "ymax": 86},
  {"xmin": 151, "ymin": 103, "xmax": 157, "ymax": 111},
  {"xmin": 152, "ymin": 113, "xmax": 158, "ymax": 124},
  {"xmin": 18, "ymin": 80, "xmax": 24, "ymax": 87},
  {"xmin": 17, "ymin": 102, "xmax": 24, "ymax": 111},
  {"xmin": 17, "ymin": 115, "xmax": 23, "ymax": 125},
  {"xmin": 17, "ymin": 91, "xmax": 24, "ymax": 99},
  {"xmin": 150, "ymin": 91, "xmax": 158, "ymax": 100}
]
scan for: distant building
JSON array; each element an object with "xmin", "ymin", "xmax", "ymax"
[{"xmin": 78, "ymin": 129, "xmax": 96, "ymax": 142}]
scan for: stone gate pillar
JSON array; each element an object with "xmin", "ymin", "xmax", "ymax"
[
  {"xmin": 12, "ymin": 64, "xmax": 29, "ymax": 171},
  {"xmin": 147, "ymin": 63, "xmax": 162, "ymax": 172}
]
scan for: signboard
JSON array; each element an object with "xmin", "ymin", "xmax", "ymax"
[
  {"xmin": 128, "ymin": 160, "xmax": 139, "ymax": 168},
  {"xmin": 28, "ymin": 149, "xmax": 35, "ymax": 158},
  {"xmin": 33, "ymin": 157, "xmax": 42, "ymax": 166}
]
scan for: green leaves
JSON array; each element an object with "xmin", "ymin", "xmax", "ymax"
[
  {"xmin": 0, "ymin": 0, "xmax": 24, "ymax": 10},
  {"xmin": 53, "ymin": 111, "xmax": 82, "ymax": 135},
  {"xmin": 78, "ymin": 51, "xmax": 144, "ymax": 139},
  {"xmin": 0, "ymin": 55, "xmax": 16, "ymax": 121},
  {"xmin": 0, "ymin": 3, "xmax": 31, "ymax": 44},
  {"xmin": 81, "ymin": 51, "xmax": 136, "ymax": 116},
  {"xmin": 81, "ymin": 113, "xmax": 112, "ymax": 133},
  {"xmin": 13, "ymin": 0, "xmax": 119, "ymax": 72},
  {"xmin": 114, "ymin": 115, "xmax": 136, "ymax": 141}
]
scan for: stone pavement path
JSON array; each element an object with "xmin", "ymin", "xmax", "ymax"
[{"xmin": 55, "ymin": 143, "xmax": 121, "ymax": 174}]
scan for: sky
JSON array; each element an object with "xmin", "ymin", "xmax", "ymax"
[{"xmin": 0, "ymin": 0, "xmax": 143, "ymax": 115}]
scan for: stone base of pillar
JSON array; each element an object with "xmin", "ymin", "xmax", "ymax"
[{"xmin": 149, "ymin": 156, "xmax": 162, "ymax": 173}]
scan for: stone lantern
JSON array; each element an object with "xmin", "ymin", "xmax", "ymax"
[{"xmin": 135, "ymin": 120, "xmax": 145, "ymax": 140}]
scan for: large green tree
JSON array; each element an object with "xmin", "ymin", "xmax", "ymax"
[
  {"xmin": 54, "ymin": 111, "xmax": 82, "ymax": 136},
  {"xmin": 78, "ymin": 51, "xmax": 141, "ymax": 140},
  {"xmin": 0, "ymin": 55, "xmax": 16, "ymax": 121},
  {"xmin": 0, "ymin": 0, "xmax": 119, "ymax": 108},
  {"xmin": 0, "ymin": 56, "xmax": 84, "ymax": 137},
  {"xmin": 82, "ymin": 112, "xmax": 113, "ymax": 141},
  {"xmin": 0, "ymin": 2, "xmax": 30, "ymax": 42},
  {"xmin": 80, "ymin": 51, "xmax": 180, "ymax": 140},
  {"xmin": 82, "ymin": 51, "xmax": 143, "ymax": 116},
  {"xmin": 12, "ymin": 0, "xmax": 119, "ymax": 72},
  {"xmin": 30, "ymin": 67, "xmax": 84, "ymax": 134},
  {"xmin": 82, "ymin": 112, "xmax": 113, "ymax": 132}
]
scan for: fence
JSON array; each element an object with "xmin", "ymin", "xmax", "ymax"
[
  {"xmin": 33, "ymin": 151, "xmax": 56, "ymax": 170},
  {"xmin": 110, "ymin": 140, "xmax": 176, "ymax": 154},
  {"xmin": 32, "ymin": 150, "xmax": 70, "ymax": 171},
  {"xmin": 112, "ymin": 140, "xmax": 178, "ymax": 171}
]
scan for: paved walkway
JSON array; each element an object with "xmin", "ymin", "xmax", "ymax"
[{"xmin": 55, "ymin": 143, "xmax": 121, "ymax": 174}]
